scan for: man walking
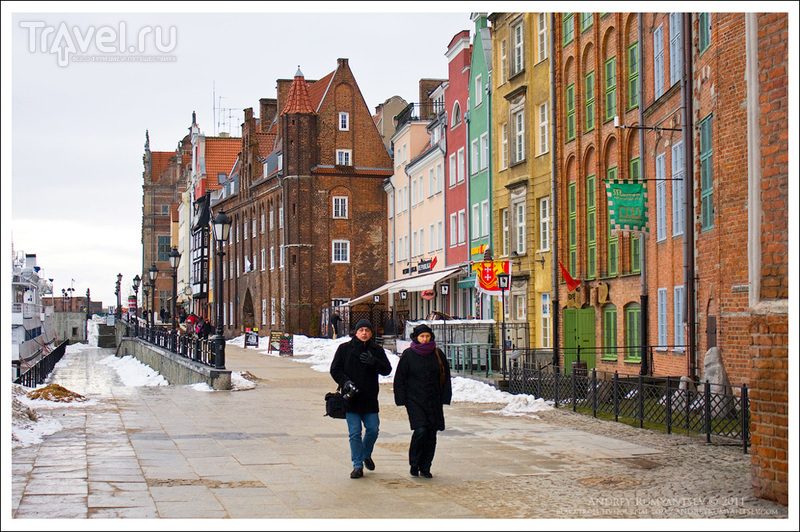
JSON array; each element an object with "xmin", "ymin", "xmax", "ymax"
[{"xmin": 329, "ymin": 319, "xmax": 392, "ymax": 478}]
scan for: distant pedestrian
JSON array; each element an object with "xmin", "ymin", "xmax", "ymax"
[
  {"xmin": 330, "ymin": 312, "xmax": 341, "ymax": 339},
  {"xmin": 394, "ymin": 323, "xmax": 452, "ymax": 478},
  {"xmin": 329, "ymin": 318, "xmax": 392, "ymax": 479}
]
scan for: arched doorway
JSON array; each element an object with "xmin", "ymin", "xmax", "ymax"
[{"xmin": 242, "ymin": 290, "xmax": 256, "ymax": 331}]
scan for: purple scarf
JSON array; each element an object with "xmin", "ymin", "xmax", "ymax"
[{"xmin": 410, "ymin": 339, "xmax": 437, "ymax": 356}]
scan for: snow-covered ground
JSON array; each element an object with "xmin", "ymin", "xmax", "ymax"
[{"xmin": 12, "ymin": 323, "xmax": 551, "ymax": 448}]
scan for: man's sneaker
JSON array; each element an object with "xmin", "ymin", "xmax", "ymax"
[
  {"xmin": 410, "ymin": 466, "xmax": 419, "ymax": 477},
  {"xmin": 350, "ymin": 467, "xmax": 363, "ymax": 479},
  {"xmin": 364, "ymin": 457, "xmax": 375, "ymax": 471},
  {"xmin": 420, "ymin": 470, "xmax": 433, "ymax": 479}
]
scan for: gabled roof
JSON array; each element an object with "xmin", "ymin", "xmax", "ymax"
[
  {"xmin": 308, "ymin": 71, "xmax": 334, "ymax": 112},
  {"xmin": 255, "ymin": 132, "xmax": 276, "ymax": 159},
  {"xmin": 204, "ymin": 137, "xmax": 241, "ymax": 188},
  {"xmin": 151, "ymin": 152, "xmax": 173, "ymax": 182}
]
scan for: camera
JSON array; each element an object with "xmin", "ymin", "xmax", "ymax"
[{"xmin": 342, "ymin": 381, "xmax": 359, "ymax": 400}]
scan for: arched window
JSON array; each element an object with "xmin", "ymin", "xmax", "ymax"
[{"xmin": 451, "ymin": 101, "xmax": 462, "ymax": 128}]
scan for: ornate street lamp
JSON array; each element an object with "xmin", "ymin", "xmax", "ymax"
[
  {"xmin": 169, "ymin": 247, "xmax": 180, "ymax": 331},
  {"xmin": 132, "ymin": 274, "xmax": 141, "ymax": 335},
  {"xmin": 212, "ymin": 210, "xmax": 232, "ymax": 369},
  {"xmin": 497, "ymin": 272, "xmax": 510, "ymax": 374},
  {"xmin": 116, "ymin": 273, "xmax": 123, "ymax": 319},
  {"xmin": 149, "ymin": 263, "xmax": 158, "ymax": 326}
]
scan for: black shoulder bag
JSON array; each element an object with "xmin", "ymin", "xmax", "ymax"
[{"xmin": 324, "ymin": 387, "xmax": 346, "ymax": 419}]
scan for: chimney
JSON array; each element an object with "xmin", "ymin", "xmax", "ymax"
[
  {"xmin": 337, "ymin": 58, "xmax": 349, "ymax": 69},
  {"xmin": 259, "ymin": 98, "xmax": 277, "ymax": 131},
  {"xmin": 276, "ymin": 79, "xmax": 293, "ymax": 117}
]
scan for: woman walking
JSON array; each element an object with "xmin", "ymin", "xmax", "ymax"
[{"xmin": 393, "ymin": 323, "xmax": 452, "ymax": 478}]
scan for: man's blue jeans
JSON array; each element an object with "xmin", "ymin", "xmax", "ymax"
[{"xmin": 345, "ymin": 412, "xmax": 379, "ymax": 468}]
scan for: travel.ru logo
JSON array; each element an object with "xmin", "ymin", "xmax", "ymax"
[{"xmin": 19, "ymin": 21, "xmax": 178, "ymax": 67}]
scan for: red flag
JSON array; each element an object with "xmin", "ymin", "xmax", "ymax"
[
  {"xmin": 430, "ymin": 256, "xmax": 438, "ymax": 270},
  {"xmin": 559, "ymin": 261, "xmax": 581, "ymax": 292}
]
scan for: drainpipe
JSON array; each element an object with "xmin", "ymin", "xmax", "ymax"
[
  {"xmin": 638, "ymin": 13, "xmax": 650, "ymax": 376},
  {"xmin": 486, "ymin": 73, "xmax": 493, "ymax": 322},
  {"xmin": 682, "ymin": 13, "xmax": 697, "ymax": 381},
  {"xmin": 550, "ymin": 13, "xmax": 560, "ymax": 369},
  {"xmin": 464, "ymin": 108, "xmax": 472, "ymax": 316}
]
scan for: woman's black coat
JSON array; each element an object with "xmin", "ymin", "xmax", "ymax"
[
  {"xmin": 393, "ymin": 347, "xmax": 452, "ymax": 431},
  {"xmin": 330, "ymin": 336, "xmax": 392, "ymax": 414}
]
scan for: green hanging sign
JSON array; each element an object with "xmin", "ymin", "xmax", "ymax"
[{"xmin": 606, "ymin": 180, "xmax": 649, "ymax": 232}]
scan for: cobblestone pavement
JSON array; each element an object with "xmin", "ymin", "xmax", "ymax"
[{"xmin": 8, "ymin": 344, "xmax": 791, "ymax": 524}]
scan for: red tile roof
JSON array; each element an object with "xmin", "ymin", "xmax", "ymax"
[
  {"xmin": 150, "ymin": 152, "xmax": 173, "ymax": 182},
  {"xmin": 255, "ymin": 132, "xmax": 276, "ymax": 159},
  {"xmin": 282, "ymin": 71, "xmax": 316, "ymax": 114},
  {"xmin": 205, "ymin": 137, "xmax": 241, "ymax": 187},
  {"xmin": 308, "ymin": 71, "xmax": 334, "ymax": 111},
  {"xmin": 313, "ymin": 166, "xmax": 394, "ymax": 177}
]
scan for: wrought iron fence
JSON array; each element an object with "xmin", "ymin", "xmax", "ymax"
[
  {"xmin": 123, "ymin": 319, "xmax": 221, "ymax": 369},
  {"xmin": 508, "ymin": 357, "xmax": 750, "ymax": 452},
  {"xmin": 13, "ymin": 341, "xmax": 68, "ymax": 387}
]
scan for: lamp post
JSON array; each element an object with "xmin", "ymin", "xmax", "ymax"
[
  {"xmin": 169, "ymin": 247, "xmax": 180, "ymax": 331},
  {"xmin": 212, "ymin": 210, "xmax": 232, "ymax": 369},
  {"xmin": 149, "ymin": 263, "xmax": 158, "ymax": 326},
  {"xmin": 142, "ymin": 283, "xmax": 150, "ymax": 327},
  {"xmin": 116, "ymin": 273, "xmax": 123, "ymax": 319},
  {"xmin": 497, "ymin": 272, "xmax": 510, "ymax": 371},
  {"xmin": 132, "ymin": 275, "xmax": 141, "ymax": 335}
]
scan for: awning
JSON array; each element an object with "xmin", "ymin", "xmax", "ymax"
[
  {"xmin": 458, "ymin": 273, "xmax": 477, "ymax": 289},
  {"xmin": 348, "ymin": 267, "xmax": 460, "ymax": 306}
]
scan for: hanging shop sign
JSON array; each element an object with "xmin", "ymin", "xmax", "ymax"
[{"xmin": 606, "ymin": 180, "xmax": 649, "ymax": 233}]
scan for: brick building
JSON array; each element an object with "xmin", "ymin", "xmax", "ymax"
[{"xmin": 213, "ymin": 59, "xmax": 393, "ymax": 337}]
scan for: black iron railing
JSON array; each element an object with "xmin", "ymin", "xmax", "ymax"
[
  {"xmin": 13, "ymin": 341, "xmax": 68, "ymax": 387},
  {"xmin": 122, "ymin": 318, "xmax": 222, "ymax": 369},
  {"xmin": 508, "ymin": 359, "xmax": 750, "ymax": 452}
]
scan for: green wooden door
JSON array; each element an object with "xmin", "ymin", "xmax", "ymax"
[{"xmin": 562, "ymin": 307, "xmax": 596, "ymax": 374}]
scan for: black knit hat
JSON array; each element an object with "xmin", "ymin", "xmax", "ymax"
[
  {"xmin": 411, "ymin": 323, "xmax": 435, "ymax": 342},
  {"xmin": 354, "ymin": 318, "xmax": 373, "ymax": 333}
]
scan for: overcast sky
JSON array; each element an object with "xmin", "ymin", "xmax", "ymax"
[{"xmin": 4, "ymin": 3, "xmax": 475, "ymax": 309}]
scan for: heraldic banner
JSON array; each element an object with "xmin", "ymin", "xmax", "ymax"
[
  {"xmin": 471, "ymin": 260, "xmax": 511, "ymax": 296},
  {"xmin": 606, "ymin": 180, "xmax": 649, "ymax": 232}
]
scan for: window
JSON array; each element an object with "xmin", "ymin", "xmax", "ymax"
[
  {"xmin": 538, "ymin": 103, "xmax": 549, "ymax": 154},
  {"xmin": 332, "ymin": 240, "xmax": 350, "ymax": 263},
  {"xmin": 585, "ymin": 71, "xmax": 595, "ymax": 131},
  {"xmin": 252, "ymin": 217, "xmax": 256, "ymax": 238},
  {"xmin": 262, "ymin": 299, "xmax": 267, "ymax": 326},
  {"xmin": 271, "ymin": 298, "xmax": 276, "ymax": 325},
  {"xmin": 475, "ymin": 74, "xmax": 483, "ymax": 107},
  {"xmin": 261, "ymin": 248, "xmax": 266, "ymax": 271},
  {"xmin": 654, "ymin": 24, "xmax": 664, "ymax": 98},
  {"xmin": 514, "ymin": 109, "xmax": 525, "ymax": 162},
  {"xmin": 280, "ymin": 244, "xmax": 284, "ymax": 268},
  {"xmin": 389, "ymin": 239, "xmax": 394, "ymax": 264},
  {"xmin": 451, "ymin": 101, "xmax": 462, "ymax": 128},
  {"xmin": 243, "ymin": 217, "xmax": 248, "ymax": 240},
  {"xmin": 436, "ymin": 163, "xmax": 443, "ymax": 193},
  {"xmin": 669, "ymin": 13, "xmax": 683, "ymax": 86},
  {"xmin": 700, "ymin": 114, "xmax": 714, "ymax": 230},
  {"xmin": 501, "ymin": 122, "xmax": 509, "ymax": 169},
  {"xmin": 500, "ymin": 39, "xmax": 507, "ymax": 84},
  {"xmin": 449, "ymin": 153, "xmax": 457, "ymax": 186},
  {"xmin": 472, "ymin": 204, "xmax": 480, "ymax": 239},
  {"xmin": 581, "ymin": 13, "xmax": 593, "ymax": 32},
  {"xmin": 538, "ymin": 13, "xmax": 548, "ymax": 62},
  {"xmin": 261, "ymin": 213, "xmax": 265, "ymax": 233},
  {"xmin": 603, "ymin": 304, "xmax": 617, "ymax": 359},
  {"xmin": 428, "ymin": 169, "xmax": 435, "ymax": 197},
  {"xmin": 586, "ymin": 174, "xmax": 596, "ymax": 279},
  {"xmin": 628, "ymin": 42, "xmax": 639, "ymax": 109},
  {"xmin": 501, "ymin": 208, "xmax": 509, "ymax": 256},
  {"xmin": 514, "ymin": 294, "xmax": 526, "ymax": 320},
  {"xmin": 457, "ymin": 148, "xmax": 465, "ymax": 182},
  {"xmin": 336, "ymin": 149, "xmax": 352, "ymax": 166},
  {"xmin": 656, "ymin": 152, "xmax": 667, "ymax": 241},
  {"xmin": 512, "ymin": 20, "xmax": 524, "ymax": 75},
  {"xmin": 450, "ymin": 213, "xmax": 458, "ymax": 247},
  {"xmin": 604, "ymin": 57, "xmax": 616, "ymax": 121},
  {"xmin": 541, "ymin": 293, "xmax": 551, "ymax": 348},
  {"xmin": 625, "ymin": 303, "xmax": 641, "ymax": 361},
  {"xmin": 480, "ymin": 133, "xmax": 488, "ymax": 170},
  {"xmin": 437, "ymin": 220, "xmax": 443, "ymax": 250},
  {"xmin": 332, "ymin": 196, "xmax": 348, "ymax": 219},
  {"xmin": 566, "ymin": 84, "xmax": 575, "ymax": 141},
  {"xmin": 607, "ymin": 167, "xmax": 618, "ymax": 275},
  {"xmin": 657, "ymin": 288, "xmax": 668, "ymax": 347},
  {"xmin": 515, "ymin": 201, "xmax": 526, "ymax": 254},
  {"xmin": 568, "ymin": 183, "xmax": 577, "ymax": 274},
  {"xmin": 270, "ymin": 246, "xmax": 275, "ymax": 270},
  {"xmin": 388, "ymin": 191, "xmax": 394, "ymax": 218},
  {"xmin": 672, "ymin": 141, "xmax": 685, "ymax": 235},
  {"xmin": 631, "ymin": 235, "xmax": 641, "ymax": 273},
  {"xmin": 429, "ymin": 223, "xmax": 435, "ymax": 253},
  {"xmin": 339, "ymin": 112, "xmax": 349, "ymax": 131},
  {"xmin": 471, "ymin": 139, "xmax": 479, "ymax": 173},
  {"xmin": 481, "ymin": 200, "xmax": 490, "ymax": 237},
  {"xmin": 457, "ymin": 209, "xmax": 466, "ymax": 244},
  {"xmin": 699, "ymin": 13, "xmax": 711, "ymax": 53},
  {"xmin": 279, "ymin": 206, "xmax": 283, "ymax": 228},
  {"xmin": 411, "ymin": 179, "xmax": 417, "ymax": 206},
  {"xmin": 674, "ymin": 286, "xmax": 685, "ymax": 349},
  {"xmin": 539, "ymin": 197, "xmax": 550, "ymax": 251},
  {"xmin": 563, "ymin": 13, "xmax": 574, "ymax": 45},
  {"xmin": 157, "ymin": 236, "xmax": 171, "ymax": 261}
]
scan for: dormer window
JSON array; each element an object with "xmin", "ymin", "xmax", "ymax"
[{"xmin": 339, "ymin": 112, "xmax": 349, "ymax": 131}]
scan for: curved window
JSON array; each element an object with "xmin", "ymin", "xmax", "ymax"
[{"xmin": 451, "ymin": 101, "xmax": 462, "ymax": 128}]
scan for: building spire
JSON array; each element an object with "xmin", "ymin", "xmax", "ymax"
[{"xmin": 282, "ymin": 66, "xmax": 315, "ymax": 115}]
